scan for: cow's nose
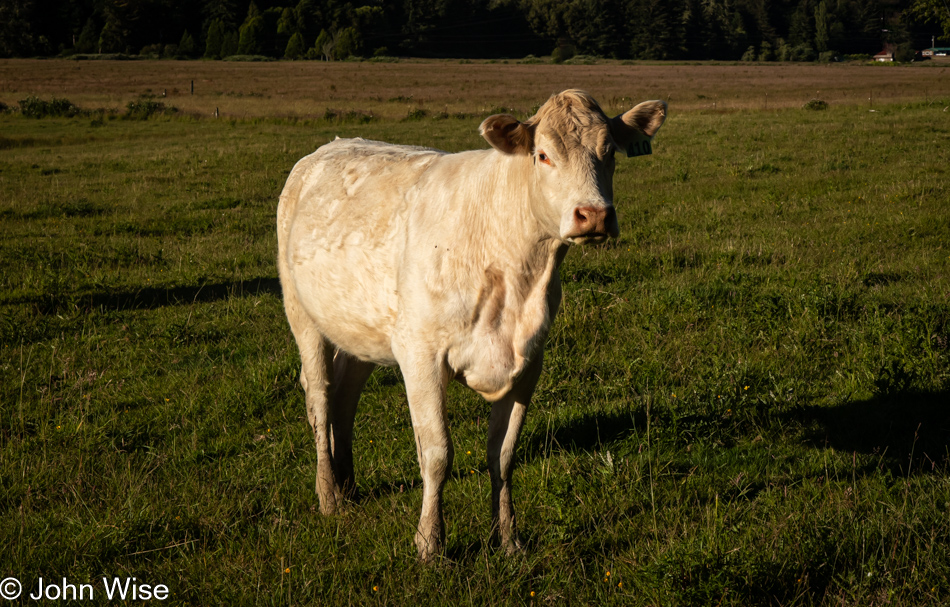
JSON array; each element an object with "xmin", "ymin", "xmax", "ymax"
[{"xmin": 572, "ymin": 205, "xmax": 618, "ymax": 238}]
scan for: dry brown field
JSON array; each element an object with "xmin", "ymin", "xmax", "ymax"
[{"xmin": 2, "ymin": 58, "xmax": 949, "ymax": 119}]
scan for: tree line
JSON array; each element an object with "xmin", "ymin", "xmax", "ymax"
[{"xmin": 1, "ymin": 0, "xmax": 947, "ymax": 61}]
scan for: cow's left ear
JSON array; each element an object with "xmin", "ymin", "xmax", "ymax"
[
  {"xmin": 610, "ymin": 100, "xmax": 667, "ymax": 158},
  {"xmin": 480, "ymin": 114, "xmax": 534, "ymax": 155}
]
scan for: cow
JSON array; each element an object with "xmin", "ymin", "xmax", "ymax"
[{"xmin": 277, "ymin": 89, "xmax": 666, "ymax": 561}]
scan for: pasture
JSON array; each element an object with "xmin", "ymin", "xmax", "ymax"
[{"xmin": 1, "ymin": 59, "xmax": 949, "ymax": 605}]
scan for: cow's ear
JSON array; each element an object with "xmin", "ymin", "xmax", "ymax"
[
  {"xmin": 479, "ymin": 114, "xmax": 534, "ymax": 155},
  {"xmin": 610, "ymin": 100, "xmax": 667, "ymax": 158}
]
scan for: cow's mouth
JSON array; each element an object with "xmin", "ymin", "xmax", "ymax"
[{"xmin": 569, "ymin": 232, "xmax": 610, "ymax": 245}]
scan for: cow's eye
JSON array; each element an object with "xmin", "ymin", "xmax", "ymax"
[{"xmin": 537, "ymin": 151, "xmax": 551, "ymax": 165}]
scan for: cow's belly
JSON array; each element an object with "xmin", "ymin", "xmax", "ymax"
[
  {"xmin": 288, "ymin": 232, "xmax": 400, "ymax": 366},
  {"xmin": 279, "ymin": 137, "xmax": 443, "ymax": 365}
]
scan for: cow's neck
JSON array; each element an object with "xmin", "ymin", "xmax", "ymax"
[
  {"xmin": 439, "ymin": 150, "xmax": 571, "ymax": 398},
  {"xmin": 469, "ymin": 150, "xmax": 569, "ymax": 351},
  {"xmin": 472, "ymin": 149, "xmax": 565, "ymax": 270}
]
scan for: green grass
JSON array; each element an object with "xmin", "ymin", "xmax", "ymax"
[{"xmin": 1, "ymin": 98, "xmax": 948, "ymax": 605}]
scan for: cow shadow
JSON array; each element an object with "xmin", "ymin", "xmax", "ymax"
[
  {"xmin": 515, "ymin": 390, "xmax": 950, "ymax": 475},
  {"xmin": 16, "ymin": 277, "xmax": 282, "ymax": 314},
  {"xmin": 519, "ymin": 407, "xmax": 648, "ymax": 462},
  {"xmin": 786, "ymin": 389, "xmax": 950, "ymax": 475}
]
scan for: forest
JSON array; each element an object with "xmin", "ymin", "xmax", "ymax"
[{"xmin": 1, "ymin": 0, "xmax": 949, "ymax": 63}]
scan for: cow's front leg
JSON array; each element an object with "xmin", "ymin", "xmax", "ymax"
[
  {"xmin": 487, "ymin": 354, "xmax": 543, "ymax": 554},
  {"xmin": 400, "ymin": 354, "xmax": 453, "ymax": 562}
]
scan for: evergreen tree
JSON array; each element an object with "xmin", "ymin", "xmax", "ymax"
[
  {"xmin": 680, "ymin": 0, "xmax": 707, "ymax": 58},
  {"xmin": 788, "ymin": 0, "xmax": 814, "ymax": 47},
  {"xmin": 628, "ymin": 0, "xmax": 680, "ymax": 60},
  {"xmin": 237, "ymin": 21, "xmax": 261, "ymax": 54},
  {"xmin": 97, "ymin": 0, "xmax": 135, "ymax": 54},
  {"xmin": 0, "ymin": 0, "xmax": 941, "ymax": 61},
  {"xmin": 76, "ymin": 16, "xmax": 98, "ymax": 53},
  {"xmin": 221, "ymin": 29, "xmax": 239, "ymax": 56},
  {"xmin": 337, "ymin": 27, "xmax": 362, "ymax": 59},
  {"xmin": 205, "ymin": 18, "xmax": 224, "ymax": 58},
  {"xmin": 294, "ymin": 0, "xmax": 317, "ymax": 39},
  {"xmin": 179, "ymin": 30, "xmax": 197, "ymax": 57},
  {"xmin": 0, "ymin": 0, "xmax": 37, "ymax": 57},
  {"xmin": 814, "ymin": 0, "xmax": 830, "ymax": 52},
  {"xmin": 203, "ymin": 0, "xmax": 238, "ymax": 29},
  {"xmin": 728, "ymin": 9, "xmax": 749, "ymax": 57},
  {"xmin": 237, "ymin": 2, "xmax": 264, "ymax": 55},
  {"xmin": 744, "ymin": 0, "xmax": 777, "ymax": 46},
  {"xmin": 285, "ymin": 31, "xmax": 305, "ymax": 58},
  {"xmin": 702, "ymin": 0, "xmax": 734, "ymax": 59},
  {"xmin": 566, "ymin": 0, "xmax": 624, "ymax": 57},
  {"xmin": 314, "ymin": 28, "xmax": 333, "ymax": 60},
  {"xmin": 277, "ymin": 6, "xmax": 296, "ymax": 53},
  {"xmin": 98, "ymin": 14, "xmax": 124, "ymax": 53}
]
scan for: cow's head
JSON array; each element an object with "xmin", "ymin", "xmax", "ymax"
[{"xmin": 480, "ymin": 90, "xmax": 666, "ymax": 245}]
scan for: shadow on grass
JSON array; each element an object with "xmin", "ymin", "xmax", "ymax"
[
  {"xmin": 519, "ymin": 407, "xmax": 647, "ymax": 462},
  {"xmin": 789, "ymin": 389, "xmax": 950, "ymax": 475},
  {"xmin": 19, "ymin": 277, "xmax": 282, "ymax": 314}
]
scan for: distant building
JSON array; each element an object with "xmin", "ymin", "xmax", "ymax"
[
  {"xmin": 922, "ymin": 47, "xmax": 950, "ymax": 59},
  {"xmin": 873, "ymin": 44, "xmax": 896, "ymax": 62}
]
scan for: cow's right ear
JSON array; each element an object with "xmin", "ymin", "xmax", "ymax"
[{"xmin": 479, "ymin": 114, "xmax": 534, "ymax": 155}]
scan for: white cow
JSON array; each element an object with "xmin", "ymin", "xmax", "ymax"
[{"xmin": 277, "ymin": 89, "xmax": 666, "ymax": 561}]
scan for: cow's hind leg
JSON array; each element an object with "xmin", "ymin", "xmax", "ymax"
[
  {"xmin": 279, "ymin": 227, "xmax": 348, "ymax": 513},
  {"xmin": 329, "ymin": 350, "xmax": 375, "ymax": 500},
  {"xmin": 295, "ymin": 332, "xmax": 346, "ymax": 514},
  {"xmin": 487, "ymin": 354, "xmax": 543, "ymax": 554}
]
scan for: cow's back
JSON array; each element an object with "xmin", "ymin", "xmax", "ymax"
[
  {"xmin": 278, "ymin": 138, "xmax": 443, "ymax": 364},
  {"xmin": 279, "ymin": 138, "xmax": 442, "ymax": 247}
]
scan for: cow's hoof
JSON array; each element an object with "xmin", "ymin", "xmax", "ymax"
[
  {"xmin": 491, "ymin": 526, "xmax": 525, "ymax": 555},
  {"xmin": 416, "ymin": 548, "xmax": 441, "ymax": 564},
  {"xmin": 415, "ymin": 533, "xmax": 443, "ymax": 564},
  {"xmin": 317, "ymin": 488, "xmax": 345, "ymax": 515},
  {"xmin": 501, "ymin": 534, "xmax": 525, "ymax": 556},
  {"xmin": 505, "ymin": 541, "xmax": 524, "ymax": 556}
]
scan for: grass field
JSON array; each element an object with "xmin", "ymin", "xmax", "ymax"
[{"xmin": 1, "ymin": 60, "xmax": 949, "ymax": 605}]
